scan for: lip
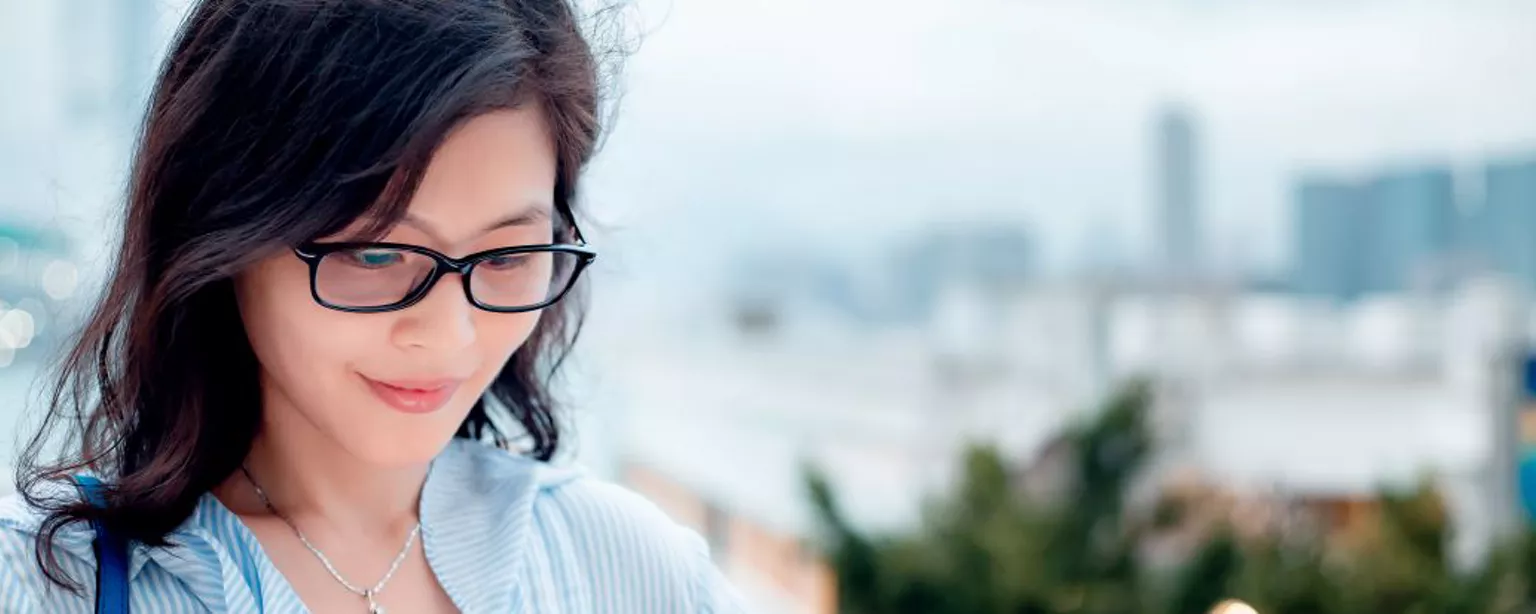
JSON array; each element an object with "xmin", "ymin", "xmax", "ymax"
[{"xmin": 360, "ymin": 374, "xmax": 464, "ymax": 415}]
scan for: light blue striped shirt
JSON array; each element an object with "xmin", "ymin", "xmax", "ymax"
[{"xmin": 0, "ymin": 438, "xmax": 748, "ymax": 612}]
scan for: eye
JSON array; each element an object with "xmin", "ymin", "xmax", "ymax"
[
  {"xmin": 337, "ymin": 248, "xmax": 406, "ymax": 269},
  {"xmin": 480, "ymin": 253, "xmax": 531, "ymax": 271}
]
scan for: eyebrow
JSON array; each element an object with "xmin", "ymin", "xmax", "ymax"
[{"xmin": 398, "ymin": 205, "xmax": 551, "ymax": 244}]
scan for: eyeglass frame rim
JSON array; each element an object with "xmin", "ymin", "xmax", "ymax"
[{"xmin": 291, "ymin": 240, "xmax": 598, "ymax": 314}]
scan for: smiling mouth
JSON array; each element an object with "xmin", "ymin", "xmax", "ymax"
[{"xmin": 360, "ymin": 374, "xmax": 464, "ymax": 414}]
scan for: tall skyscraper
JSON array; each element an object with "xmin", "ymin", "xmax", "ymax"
[
  {"xmin": 1156, "ymin": 105, "xmax": 1200, "ymax": 280},
  {"xmin": 1293, "ymin": 177, "xmax": 1365, "ymax": 300},
  {"xmin": 1362, "ymin": 167, "xmax": 1456, "ymax": 294},
  {"xmin": 1293, "ymin": 166, "xmax": 1457, "ymax": 301},
  {"xmin": 1476, "ymin": 157, "xmax": 1536, "ymax": 288}
]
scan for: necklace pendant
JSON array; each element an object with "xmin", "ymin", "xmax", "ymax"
[{"xmin": 365, "ymin": 589, "xmax": 385, "ymax": 614}]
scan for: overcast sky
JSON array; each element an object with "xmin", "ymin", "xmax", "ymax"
[{"xmin": 582, "ymin": 0, "xmax": 1536, "ymax": 280}]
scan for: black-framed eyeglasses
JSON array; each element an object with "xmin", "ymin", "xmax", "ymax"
[{"xmin": 292, "ymin": 240, "xmax": 597, "ymax": 313}]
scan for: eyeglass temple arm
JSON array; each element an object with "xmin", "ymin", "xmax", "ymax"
[{"xmin": 565, "ymin": 217, "xmax": 589, "ymax": 245}]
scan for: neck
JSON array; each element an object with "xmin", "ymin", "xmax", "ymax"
[{"xmin": 233, "ymin": 388, "xmax": 429, "ymax": 534}]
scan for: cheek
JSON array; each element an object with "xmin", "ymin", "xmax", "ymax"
[
  {"xmin": 468, "ymin": 311, "xmax": 543, "ymax": 379},
  {"xmin": 236, "ymin": 256, "xmax": 371, "ymax": 385}
]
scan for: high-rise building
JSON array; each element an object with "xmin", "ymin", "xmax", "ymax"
[
  {"xmin": 1292, "ymin": 177, "xmax": 1365, "ymax": 300},
  {"xmin": 1475, "ymin": 157, "xmax": 1536, "ymax": 288},
  {"xmin": 1292, "ymin": 166, "xmax": 1457, "ymax": 301},
  {"xmin": 888, "ymin": 225, "xmax": 1035, "ymax": 323},
  {"xmin": 1156, "ymin": 106, "xmax": 1200, "ymax": 279},
  {"xmin": 1361, "ymin": 167, "xmax": 1456, "ymax": 294}
]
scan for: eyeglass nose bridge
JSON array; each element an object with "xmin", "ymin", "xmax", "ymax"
[{"xmin": 409, "ymin": 252, "xmax": 483, "ymax": 307}]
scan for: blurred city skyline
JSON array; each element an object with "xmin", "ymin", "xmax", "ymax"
[{"xmin": 587, "ymin": 0, "xmax": 1536, "ymax": 289}]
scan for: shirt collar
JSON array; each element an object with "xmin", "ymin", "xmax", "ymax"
[
  {"xmin": 419, "ymin": 438, "xmax": 542, "ymax": 612},
  {"xmin": 142, "ymin": 438, "xmax": 545, "ymax": 612},
  {"xmin": 4, "ymin": 439, "xmax": 549, "ymax": 612}
]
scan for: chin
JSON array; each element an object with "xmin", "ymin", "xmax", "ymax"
[{"xmin": 343, "ymin": 423, "xmax": 461, "ymax": 468}]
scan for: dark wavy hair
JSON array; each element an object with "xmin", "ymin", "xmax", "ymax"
[{"xmin": 16, "ymin": 0, "xmax": 614, "ymax": 589}]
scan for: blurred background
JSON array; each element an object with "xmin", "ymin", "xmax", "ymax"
[{"xmin": 3, "ymin": 0, "xmax": 1536, "ymax": 612}]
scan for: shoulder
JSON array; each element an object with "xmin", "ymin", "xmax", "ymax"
[
  {"xmin": 0, "ymin": 489, "xmax": 96, "ymax": 612},
  {"xmin": 450, "ymin": 439, "xmax": 701, "ymax": 564},
  {"xmin": 444, "ymin": 440, "xmax": 746, "ymax": 611},
  {"xmin": 532, "ymin": 465, "xmax": 702, "ymax": 557},
  {"xmin": 531, "ymin": 469, "xmax": 748, "ymax": 611}
]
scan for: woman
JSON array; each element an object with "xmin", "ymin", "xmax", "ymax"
[{"xmin": 0, "ymin": 0, "xmax": 746, "ymax": 612}]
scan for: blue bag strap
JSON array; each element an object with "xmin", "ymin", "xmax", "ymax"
[{"xmin": 70, "ymin": 475, "xmax": 131, "ymax": 614}]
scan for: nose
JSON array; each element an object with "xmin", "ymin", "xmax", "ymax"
[{"xmin": 391, "ymin": 273, "xmax": 477, "ymax": 352}]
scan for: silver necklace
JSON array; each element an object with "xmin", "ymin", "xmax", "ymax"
[{"xmin": 240, "ymin": 465, "xmax": 422, "ymax": 614}]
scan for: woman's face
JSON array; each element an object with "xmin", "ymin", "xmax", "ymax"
[{"xmin": 235, "ymin": 108, "xmax": 557, "ymax": 465}]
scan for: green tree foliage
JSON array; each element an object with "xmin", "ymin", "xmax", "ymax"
[{"xmin": 805, "ymin": 379, "xmax": 1536, "ymax": 614}]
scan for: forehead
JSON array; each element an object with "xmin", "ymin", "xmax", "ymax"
[{"xmin": 406, "ymin": 107, "xmax": 557, "ymax": 229}]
